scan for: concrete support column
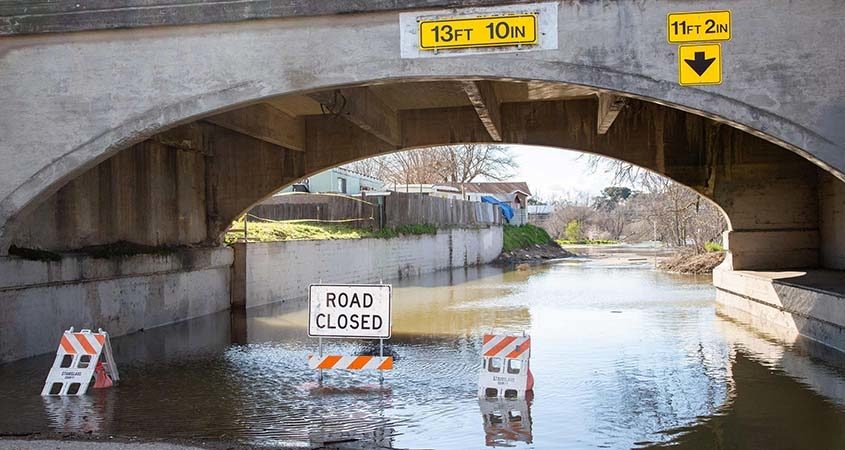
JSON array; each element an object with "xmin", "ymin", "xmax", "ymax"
[
  {"xmin": 722, "ymin": 229, "xmax": 819, "ymax": 271},
  {"xmin": 710, "ymin": 146, "xmax": 845, "ymax": 353},
  {"xmin": 230, "ymin": 242, "xmax": 247, "ymax": 309},
  {"xmin": 819, "ymin": 173, "xmax": 845, "ymax": 270},
  {"xmin": 711, "ymin": 150, "xmax": 821, "ymax": 270}
]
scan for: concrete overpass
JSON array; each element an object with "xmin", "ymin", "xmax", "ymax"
[{"xmin": 1, "ymin": 0, "xmax": 844, "ymax": 361}]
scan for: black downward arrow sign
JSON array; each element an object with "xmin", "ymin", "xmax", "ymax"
[{"xmin": 685, "ymin": 51, "xmax": 716, "ymax": 76}]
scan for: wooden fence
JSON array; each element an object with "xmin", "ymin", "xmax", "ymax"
[
  {"xmin": 250, "ymin": 193, "xmax": 375, "ymax": 227},
  {"xmin": 248, "ymin": 192, "xmax": 502, "ymax": 229},
  {"xmin": 384, "ymin": 191, "xmax": 502, "ymax": 227}
]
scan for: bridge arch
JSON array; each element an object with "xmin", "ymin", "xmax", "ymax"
[
  {"xmin": 1, "ymin": 0, "xmax": 844, "ymax": 255},
  {"xmin": 5, "ymin": 75, "xmax": 823, "ymax": 274}
]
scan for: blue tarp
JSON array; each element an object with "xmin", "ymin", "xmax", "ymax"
[{"xmin": 481, "ymin": 195, "xmax": 514, "ymax": 222}]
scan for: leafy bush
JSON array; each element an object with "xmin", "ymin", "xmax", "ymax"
[
  {"xmin": 564, "ymin": 220, "xmax": 582, "ymax": 242},
  {"xmin": 704, "ymin": 241, "xmax": 724, "ymax": 252}
]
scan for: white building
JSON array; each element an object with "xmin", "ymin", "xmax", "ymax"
[{"xmin": 387, "ymin": 184, "xmax": 463, "ymax": 199}]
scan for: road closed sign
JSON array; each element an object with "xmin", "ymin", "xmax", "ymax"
[{"xmin": 308, "ymin": 284, "xmax": 391, "ymax": 339}]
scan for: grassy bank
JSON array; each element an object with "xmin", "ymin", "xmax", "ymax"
[
  {"xmin": 224, "ymin": 219, "xmax": 436, "ymax": 244},
  {"xmin": 502, "ymin": 224, "xmax": 554, "ymax": 252}
]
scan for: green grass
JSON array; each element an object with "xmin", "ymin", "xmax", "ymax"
[
  {"xmin": 556, "ymin": 239, "xmax": 619, "ymax": 245},
  {"xmin": 502, "ymin": 224, "xmax": 554, "ymax": 252},
  {"xmin": 224, "ymin": 219, "xmax": 437, "ymax": 244}
]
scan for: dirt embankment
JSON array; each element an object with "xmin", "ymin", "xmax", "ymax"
[
  {"xmin": 495, "ymin": 243, "xmax": 574, "ymax": 264},
  {"xmin": 658, "ymin": 250, "xmax": 725, "ymax": 274}
]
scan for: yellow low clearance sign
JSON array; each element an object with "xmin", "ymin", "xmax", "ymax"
[
  {"xmin": 667, "ymin": 10, "xmax": 731, "ymax": 43},
  {"xmin": 678, "ymin": 44, "xmax": 722, "ymax": 85},
  {"xmin": 419, "ymin": 14, "xmax": 538, "ymax": 50}
]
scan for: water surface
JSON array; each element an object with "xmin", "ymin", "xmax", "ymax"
[{"xmin": 3, "ymin": 256, "xmax": 845, "ymax": 449}]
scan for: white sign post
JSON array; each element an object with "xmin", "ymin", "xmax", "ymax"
[{"xmin": 308, "ymin": 284, "xmax": 392, "ymax": 385}]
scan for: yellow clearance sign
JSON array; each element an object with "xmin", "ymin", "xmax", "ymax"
[
  {"xmin": 667, "ymin": 10, "xmax": 731, "ymax": 43},
  {"xmin": 419, "ymin": 14, "xmax": 538, "ymax": 50},
  {"xmin": 678, "ymin": 44, "xmax": 722, "ymax": 86}
]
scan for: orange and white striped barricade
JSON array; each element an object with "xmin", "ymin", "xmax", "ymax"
[
  {"xmin": 307, "ymin": 354, "xmax": 394, "ymax": 371},
  {"xmin": 478, "ymin": 334, "xmax": 533, "ymax": 399},
  {"xmin": 41, "ymin": 328, "xmax": 119, "ymax": 396}
]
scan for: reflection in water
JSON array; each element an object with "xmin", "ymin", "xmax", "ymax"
[
  {"xmin": 0, "ymin": 258, "xmax": 844, "ymax": 449},
  {"xmin": 42, "ymin": 391, "xmax": 114, "ymax": 433},
  {"xmin": 479, "ymin": 396, "xmax": 533, "ymax": 447},
  {"xmin": 643, "ymin": 350, "xmax": 845, "ymax": 449},
  {"xmin": 246, "ymin": 265, "xmax": 532, "ymax": 341}
]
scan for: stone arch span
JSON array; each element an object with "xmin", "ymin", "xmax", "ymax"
[
  {"xmin": 2, "ymin": 0, "xmax": 845, "ymax": 256},
  {"xmin": 6, "ymin": 76, "xmax": 826, "ymax": 272}
]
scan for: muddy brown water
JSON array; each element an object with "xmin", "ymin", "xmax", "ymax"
[{"xmin": 2, "ymin": 253, "xmax": 845, "ymax": 449}]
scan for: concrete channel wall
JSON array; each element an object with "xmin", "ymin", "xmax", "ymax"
[
  {"xmin": 0, "ymin": 247, "xmax": 233, "ymax": 363},
  {"xmin": 714, "ymin": 268, "xmax": 845, "ymax": 353},
  {"xmin": 232, "ymin": 226, "xmax": 503, "ymax": 308}
]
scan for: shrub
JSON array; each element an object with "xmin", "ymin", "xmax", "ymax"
[
  {"xmin": 704, "ymin": 241, "xmax": 724, "ymax": 252},
  {"xmin": 564, "ymin": 220, "xmax": 582, "ymax": 242}
]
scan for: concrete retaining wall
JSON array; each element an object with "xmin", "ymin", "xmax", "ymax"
[
  {"xmin": 232, "ymin": 226, "xmax": 503, "ymax": 308},
  {"xmin": 0, "ymin": 247, "xmax": 233, "ymax": 363},
  {"xmin": 714, "ymin": 267, "xmax": 845, "ymax": 353}
]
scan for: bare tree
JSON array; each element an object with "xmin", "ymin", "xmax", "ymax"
[
  {"xmin": 542, "ymin": 156, "xmax": 727, "ymax": 248},
  {"xmin": 343, "ymin": 157, "xmax": 389, "ymax": 181},
  {"xmin": 344, "ymin": 144, "xmax": 517, "ymax": 184}
]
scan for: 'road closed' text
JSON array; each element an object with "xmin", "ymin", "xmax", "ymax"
[{"xmin": 308, "ymin": 285, "xmax": 392, "ymax": 339}]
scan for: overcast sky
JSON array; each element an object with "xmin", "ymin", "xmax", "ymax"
[{"xmin": 505, "ymin": 146, "xmax": 619, "ymax": 202}]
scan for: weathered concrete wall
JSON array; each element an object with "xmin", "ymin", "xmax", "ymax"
[
  {"xmin": 0, "ymin": 247, "xmax": 233, "ymax": 362},
  {"xmin": 11, "ymin": 122, "xmax": 301, "ymax": 251},
  {"xmin": 0, "ymin": 0, "xmax": 547, "ymax": 35},
  {"xmin": 13, "ymin": 140, "xmax": 208, "ymax": 251},
  {"xmin": 233, "ymin": 226, "xmax": 503, "ymax": 308},
  {"xmin": 714, "ymin": 268, "xmax": 845, "ymax": 353},
  {"xmin": 820, "ymin": 173, "xmax": 845, "ymax": 270}
]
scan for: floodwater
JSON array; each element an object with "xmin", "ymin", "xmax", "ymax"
[{"xmin": 3, "ymin": 254, "xmax": 845, "ymax": 449}]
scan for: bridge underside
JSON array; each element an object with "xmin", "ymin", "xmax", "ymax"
[
  {"xmin": 2, "ymin": 79, "xmax": 845, "ymax": 358},
  {"xmin": 8, "ymin": 79, "xmax": 841, "ymax": 272}
]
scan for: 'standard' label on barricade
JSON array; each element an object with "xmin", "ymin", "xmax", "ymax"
[{"xmin": 308, "ymin": 284, "xmax": 391, "ymax": 339}]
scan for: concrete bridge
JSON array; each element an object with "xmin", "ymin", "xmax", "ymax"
[{"xmin": 1, "ymin": 0, "xmax": 844, "ymax": 362}]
